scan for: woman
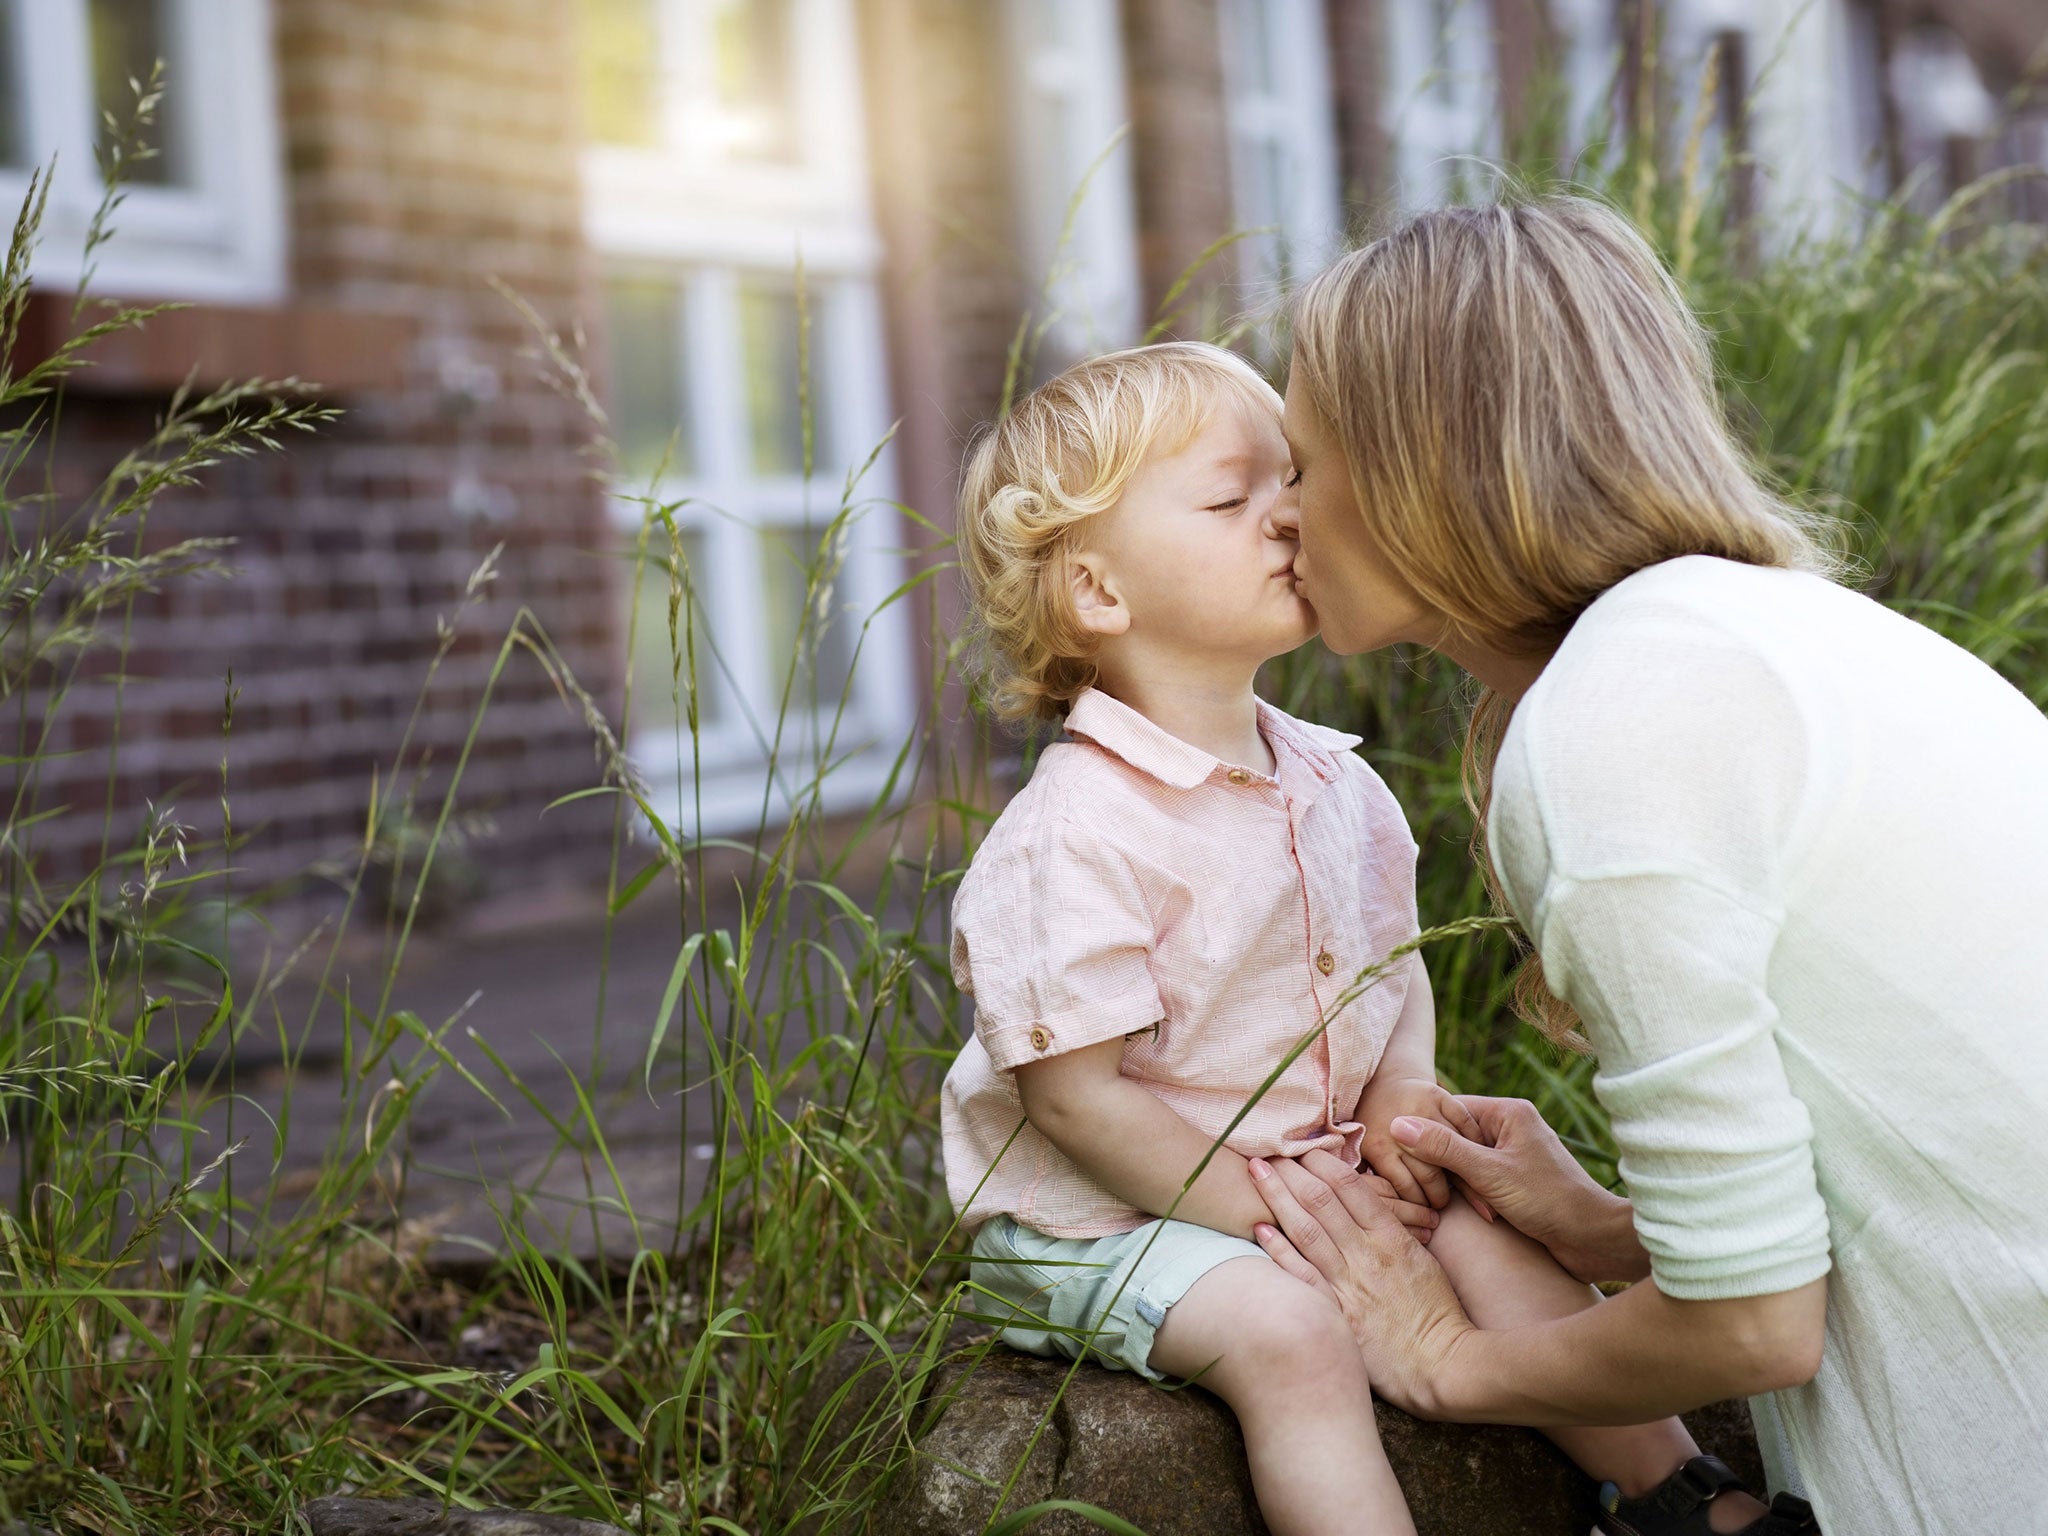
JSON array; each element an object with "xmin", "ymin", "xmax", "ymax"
[{"xmin": 1252, "ymin": 197, "xmax": 2048, "ymax": 1535}]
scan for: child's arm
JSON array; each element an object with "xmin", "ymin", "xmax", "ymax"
[
  {"xmin": 1017, "ymin": 1036, "xmax": 1439, "ymax": 1242},
  {"xmin": 1354, "ymin": 954, "xmax": 1490, "ymax": 1210},
  {"xmin": 1015, "ymin": 1037, "xmax": 1274, "ymax": 1238}
]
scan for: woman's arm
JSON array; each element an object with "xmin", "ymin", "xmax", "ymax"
[
  {"xmin": 1249, "ymin": 1149, "xmax": 1824, "ymax": 1424},
  {"xmin": 1431, "ymin": 1268, "xmax": 1827, "ymax": 1425},
  {"xmin": 1017, "ymin": 1038, "xmax": 1441, "ymax": 1242}
]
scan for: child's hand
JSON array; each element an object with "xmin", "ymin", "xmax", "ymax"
[{"xmin": 1355, "ymin": 1074, "xmax": 1490, "ymax": 1211}]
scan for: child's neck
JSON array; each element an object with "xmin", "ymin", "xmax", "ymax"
[{"xmin": 1094, "ymin": 666, "xmax": 1273, "ymax": 776}]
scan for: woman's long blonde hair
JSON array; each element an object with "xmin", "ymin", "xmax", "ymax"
[{"xmin": 1289, "ymin": 196, "xmax": 1842, "ymax": 1043}]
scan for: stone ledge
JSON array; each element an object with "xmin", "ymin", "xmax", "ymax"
[{"xmin": 791, "ymin": 1333, "xmax": 1764, "ymax": 1535}]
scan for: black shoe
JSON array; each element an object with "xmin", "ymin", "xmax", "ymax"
[{"xmin": 1595, "ymin": 1455, "xmax": 1821, "ymax": 1536}]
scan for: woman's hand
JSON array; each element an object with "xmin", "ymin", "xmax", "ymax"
[
  {"xmin": 1248, "ymin": 1149, "xmax": 1477, "ymax": 1417},
  {"xmin": 1353, "ymin": 1073, "xmax": 1488, "ymax": 1211},
  {"xmin": 1390, "ymin": 1096, "xmax": 1650, "ymax": 1285},
  {"xmin": 1347, "ymin": 1162, "xmax": 1443, "ymax": 1244}
]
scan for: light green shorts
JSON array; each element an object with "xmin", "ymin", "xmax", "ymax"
[{"xmin": 968, "ymin": 1214, "xmax": 1268, "ymax": 1381}]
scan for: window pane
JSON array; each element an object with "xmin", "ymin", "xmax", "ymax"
[
  {"xmin": 1427, "ymin": 0, "xmax": 1458, "ymax": 106},
  {"xmin": 90, "ymin": 0, "xmax": 185, "ymax": 186},
  {"xmin": 711, "ymin": 0, "xmax": 797, "ymax": 163},
  {"xmin": 604, "ymin": 275, "xmax": 693, "ymax": 479},
  {"xmin": 581, "ymin": 0, "xmax": 663, "ymax": 148},
  {"xmin": 738, "ymin": 279, "xmax": 821, "ymax": 477},
  {"xmin": 0, "ymin": 5, "xmax": 22, "ymax": 168},
  {"xmin": 759, "ymin": 524, "xmax": 857, "ymax": 716},
  {"xmin": 1223, "ymin": 0, "xmax": 1278, "ymax": 98},
  {"xmin": 627, "ymin": 527, "xmax": 725, "ymax": 750}
]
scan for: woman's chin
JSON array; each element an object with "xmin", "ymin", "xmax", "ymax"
[{"xmin": 1296, "ymin": 589, "xmax": 1358, "ymax": 654}]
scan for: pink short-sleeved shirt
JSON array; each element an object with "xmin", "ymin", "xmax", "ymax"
[{"xmin": 940, "ymin": 687, "xmax": 1422, "ymax": 1237}]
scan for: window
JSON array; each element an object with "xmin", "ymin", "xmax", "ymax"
[
  {"xmin": 0, "ymin": 0, "xmax": 284, "ymax": 302},
  {"xmin": 1002, "ymin": 0, "xmax": 1143, "ymax": 364},
  {"xmin": 583, "ymin": 0, "xmax": 868, "ymax": 244},
  {"xmin": 709, "ymin": 0, "xmax": 798, "ymax": 164},
  {"xmin": 1889, "ymin": 25, "xmax": 1995, "ymax": 208},
  {"xmin": 582, "ymin": 0, "xmax": 913, "ymax": 835},
  {"xmin": 581, "ymin": 0, "xmax": 664, "ymax": 148},
  {"xmin": 1839, "ymin": 0, "xmax": 1894, "ymax": 201},
  {"xmin": 1383, "ymin": 0, "xmax": 1500, "ymax": 208},
  {"xmin": 1551, "ymin": 0, "xmax": 1619, "ymax": 158},
  {"xmin": 0, "ymin": 12, "xmax": 22, "ymax": 171},
  {"xmin": 1218, "ymin": 0, "xmax": 1342, "ymax": 313},
  {"xmin": 1657, "ymin": 3, "xmax": 1735, "ymax": 162},
  {"xmin": 1662, "ymin": 0, "xmax": 1892, "ymax": 238}
]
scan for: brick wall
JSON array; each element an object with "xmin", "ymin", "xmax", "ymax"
[
  {"xmin": 1122, "ymin": 0, "xmax": 1240, "ymax": 336},
  {"xmin": 23, "ymin": 0, "xmax": 619, "ymax": 929},
  {"xmin": 1327, "ymin": 0, "xmax": 1394, "ymax": 225},
  {"xmin": 860, "ymin": 0, "xmax": 1032, "ymax": 726}
]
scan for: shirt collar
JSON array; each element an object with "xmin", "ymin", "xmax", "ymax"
[{"xmin": 1062, "ymin": 687, "xmax": 1361, "ymax": 791}]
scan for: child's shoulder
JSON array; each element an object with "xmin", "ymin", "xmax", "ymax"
[
  {"xmin": 1261, "ymin": 702, "xmax": 1415, "ymax": 844},
  {"xmin": 1260, "ymin": 701, "xmax": 1387, "ymax": 789},
  {"xmin": 958, "ymin": 741, "xmax": 1141, "ymax": 897}
]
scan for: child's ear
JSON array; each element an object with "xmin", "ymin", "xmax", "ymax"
[{"xmin": 1067, "ymin": 551, "xmax": 1130, "ymax": 638}]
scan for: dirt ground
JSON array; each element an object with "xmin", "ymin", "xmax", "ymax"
[{"xmin": 199, "ymin": 895, "xmax": 728, "ymax": 1268}]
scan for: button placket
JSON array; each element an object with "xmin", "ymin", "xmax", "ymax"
[
  {"xmin": 1282, "ymin": 792, "xmax": 1339, "ymax": 1113},
  {"xmin": 1297, "ymin": 811, "xmax": 1351, "ymax": 1119}
]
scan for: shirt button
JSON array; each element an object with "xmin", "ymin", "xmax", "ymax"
[
  {"xmin": 1029, "ymin": 1026, "xmax": 1051, "ymax": 1052},
  {"xmin": 1316, "ymin": 950, "xmax": 1336, "ymax": 976},
  {"xmin": 1227, "ymin": 768, "xmax": 1253, "ymax": 786}
]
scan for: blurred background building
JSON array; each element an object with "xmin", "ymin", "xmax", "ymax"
[{"xmin": 7, "ymin": 0, "xmax": 2044, "ymax": 922}]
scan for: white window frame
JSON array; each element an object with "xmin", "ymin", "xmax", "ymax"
[
  {"xmin": 1384, "ymin": 0, "xmax": 1501, "ymax": 209},
  {"xmin": 0, "ymin": 0, "xmax": 285, "ymax": 303},
  {"xmin": 1218, "ymin": 0, "xmax": 1342, "ymax": 308},
  {"xmin": 1002, "ymin": 0, "xmax": 1143, "ymax": 361},
  {"xmin": 585, "ymin": 0, "xmax": 915, "ymax": 838}
]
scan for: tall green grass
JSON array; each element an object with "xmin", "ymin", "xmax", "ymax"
[{"xmin": 4, "ymin": 74, "xmax": 2047, "ymax": 1536}]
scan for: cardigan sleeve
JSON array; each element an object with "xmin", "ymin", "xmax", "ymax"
[{"xmin": 1492, "ymin": 609, "xmax": 1835, "ymax": 1301}]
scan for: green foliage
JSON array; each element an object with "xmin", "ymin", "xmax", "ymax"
[{"xmin": 3, "ymin": 70, "xmax": 2046, "ymax": 1536}]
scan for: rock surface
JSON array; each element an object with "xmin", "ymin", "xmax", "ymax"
[
  {"xmin": 301, "ymin": 1497, "xmax": 627, "ymax": 1536},
  {"xmin": 792, "ymin": 1334, "xmax": 1766, "ymax": 1535}
]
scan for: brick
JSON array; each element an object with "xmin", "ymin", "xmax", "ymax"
[{"xmin": 21, "ymin": 0, "xmax": 619, "ymax": 922}]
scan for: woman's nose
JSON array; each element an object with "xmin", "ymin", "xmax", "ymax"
[{"xmin": 1265, "ymin": 484, "xmax": 1300, "ymax": 541}]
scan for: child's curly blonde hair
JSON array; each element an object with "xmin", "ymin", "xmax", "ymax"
[{"xmin": 957, "ymin": 341, "xmax": 1285, "ymax": 721}]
